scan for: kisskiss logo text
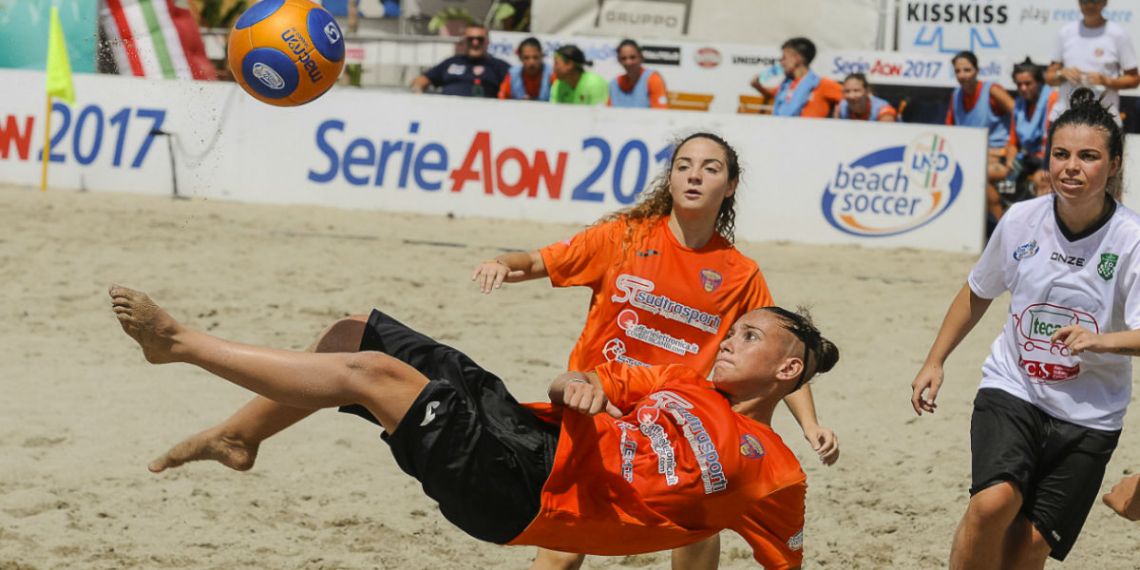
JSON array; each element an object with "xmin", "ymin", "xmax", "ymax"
[{"xmin": 821, "ymin": 134, "xmax": 963, "ymax": 237}]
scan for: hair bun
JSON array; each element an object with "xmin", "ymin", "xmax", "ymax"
[
  {"xmin": 816, "ymin": 337, "xmax": 840, "ymax": 375},
  {"xmin": 1068, "ymin": 87, "xmax": 1100, "ymax": 110}
]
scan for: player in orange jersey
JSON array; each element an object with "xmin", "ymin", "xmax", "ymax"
[
  {"xmin": 751, "ymin": 37, "xmax": 842, "ymax": 118},
  {"xmin": 608, "ymin": 39, "xmax": 669, "ymax": 109},
  {"xmin": 111, "ymin": 283, "xmax": 838, "ymax": 569},
  {"xmin": 471, "ymin": 132, "xmax": 838, "ymax": 570}
]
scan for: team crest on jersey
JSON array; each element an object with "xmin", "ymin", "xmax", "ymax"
[
  {"xmin": 700, "ymin": 269, "xmax": 723, "ymax": 292},
  {"xmin": 1098, "ymin": 253, "xmax": 1119, "ymax": 281},
  {"xmin": 1012, "ymin": 240, "xmax": 1038, "ymax": 261},
  {"xmin": 739, "ymin": 434, "xmax": 765, "ymax": 459}
]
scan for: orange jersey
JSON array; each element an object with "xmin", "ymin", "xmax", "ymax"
[
  {"xmin": 513, "ymin": 363, "xmax": 806, "ymax": 568},
  {"xmin": 539, "ymin": 216, "xmax": 773, "ymax": 375},
  {"xmin": 785, "ymin": 75, "xmax": 843, "ymax": 118}
]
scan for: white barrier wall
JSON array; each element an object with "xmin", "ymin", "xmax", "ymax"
[{"xmin": 1, "ymin": 70, "xmax": 986, "ymax": 252}]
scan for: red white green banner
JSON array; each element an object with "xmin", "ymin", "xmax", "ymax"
[{"xmin": 100, "ymin": 0, "xmax": 217, "ymax": 80}]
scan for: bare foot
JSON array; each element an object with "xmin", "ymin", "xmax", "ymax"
[
  {"xmin": 149, "ymin": 427, "xmax": 259, "ymax": 473},
  {"xmin": 109, "ymin": 285, "xmax": 185, "ymax": 364}
]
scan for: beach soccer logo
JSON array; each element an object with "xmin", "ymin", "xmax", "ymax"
[{"xmin": 822, "ymin": 133, "xmax": 963, "ymax": 237}]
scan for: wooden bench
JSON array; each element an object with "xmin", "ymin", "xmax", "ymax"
[
  {"xmin": 667, "ymin": 91, "xmax": 715, "ymax": 111},
  {"xmin": 737, "ymin": 94, "xmax": 773, "ymax": 115}
]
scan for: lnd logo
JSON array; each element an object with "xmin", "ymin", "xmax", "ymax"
[{"xmin": 821, "ymin": 134, "xmax": 962, "ymax": 237}]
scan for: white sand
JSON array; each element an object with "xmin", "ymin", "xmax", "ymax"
[{"xmin": 1, "ymin": 184, "xmax": 1136, "ymax": 569}]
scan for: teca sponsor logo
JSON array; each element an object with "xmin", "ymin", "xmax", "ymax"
[
  {"xmin": 281, "ymin": 28, "xmax": 323, "ymax": 84},
  {"xmin": 821, "ymin": 133, "xmax": 963, "ymax": 237}
]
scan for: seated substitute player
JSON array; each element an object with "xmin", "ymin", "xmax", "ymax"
[
  {"xmin": 110, "ymin": 285, "xmax": 839, "ymax": 569},
  {"xmin": 832, "ymin": 73, "xmax": 897, "ymax": 122},
  {"xmin": 751, "ymin": 36, "xmax": 842, "ymax": 118}
]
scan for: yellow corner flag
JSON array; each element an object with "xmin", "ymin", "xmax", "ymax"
[
  {"xmin": 41, "ymin": 6, "xmax": 74, "ymax": 192},
  {"xmin": 46, "ymin": 6, "xmax": 75, "ymax": 105}
]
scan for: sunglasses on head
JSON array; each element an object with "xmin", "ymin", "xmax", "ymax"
[{"xmin": 465, "ymin": 36, "xmax": 487, "ymax": 45}]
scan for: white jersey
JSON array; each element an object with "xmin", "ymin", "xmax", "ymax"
[
  {"xmin": 969, "ymin": 195, "xmax": 1140, "ymax": 430},
  {"xmin": 1050, "ymin": 20, "xmax": 1138, "ymax": 121}
]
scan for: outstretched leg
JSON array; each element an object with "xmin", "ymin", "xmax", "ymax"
[
  {"xmin": 111, "ymin": 286, "xmax": 426, "ymax": 440},
  {"xmin": 149, "ymin": 317, "xmax": 367, "ymax": 472}
]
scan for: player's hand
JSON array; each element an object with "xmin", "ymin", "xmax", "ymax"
[
  {"xmin": 1084, "ymin": 72, "xmax": 1107, "ymax": 86},
  {"xmin": 910, "ymin": 362, "xmax": 944, "ymax": 416},
  {"xmin": 1103, "ymin": 474, "xmax": 1140, "ymax": 521},
  {"xmin": 563, "ymin": 378, "xmax": 622, "ymax": 418},
  {"xmin": 471, "ymin": 260, "xmax": 519, "ymax": 294},
  {"xmin": 1060, "ymin": 67, "xmax": 1083, "ymax": 83},
  {"xmin": 1051, "ymin": 325, "xmax": 1106, "ymax": 355},
  {"xmin": 803, "ymin": 425, "xmax": 839, "ymax": 466}
]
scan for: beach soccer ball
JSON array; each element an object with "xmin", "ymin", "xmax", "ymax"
[{"xmin": 228, "ymin": 0, "xmax": 345, "ymax": 106}]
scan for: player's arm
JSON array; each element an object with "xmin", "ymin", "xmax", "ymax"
[
  {"xmin": 471, "ymin": 250, "xmax": 548, "ymax": 294},
  {"xmin": 878, "ymin": 103, "xmax": 898, "ymax": 122},
  {"xmin": 647, "ymin": 72, "xmax": 668, "ymax": 109},
  {"xmin": 911, "ymin": 283, "xmax": 993, "ymax": 415},
  {"xmin": 1095, "ymin": 68, "xmax": 1140, "ymax": 91},
  {"xmin": 1052, "ymin": 327, "xmax": 1140, "ymax": 356},
  {"xmin": 783, "ymin": 386, "xmax": 839, "ymax": 465},
  {"xmin": 752, "ymin": 76, "xmax": 776, "ymax": 99},
  {"xmin": 410, "ymin": 74, "xmax": 432, "ymax": 93},
  {"xmin": 548, "ymin": 371, "xmax": 621, "ymax": 417},
  {"xmin": 1048, "ymin": 61, "xmax": 1083, "ymax": 85},
  {"xmin": 990, "ymin": 83, "xmax": 1015, "ymax": 115},
  {"xmin": 1103, "ymin": 474, "xmax": 1140, "ymax": 521}
]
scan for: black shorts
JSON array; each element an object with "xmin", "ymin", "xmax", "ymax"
[
  {"xmin": 970, "ymin": 388, "xmax": 1121, "ymax": 560},
  {"xmin": 338, "ymin": 310, "xmax": 559, "ymax": 544}
]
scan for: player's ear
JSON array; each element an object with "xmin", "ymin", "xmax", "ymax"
[
  {"xmin": 775, "ymin": 356, "xmax": 802, "ymax": 382},
  {"xmin": 725, "ymin": 179, "xmax": 738, "ymax": 199}
]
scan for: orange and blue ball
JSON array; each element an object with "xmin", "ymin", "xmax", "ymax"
[{"xmin": 228, "ymin": 0, "xmax": 345, "ymax": 107}]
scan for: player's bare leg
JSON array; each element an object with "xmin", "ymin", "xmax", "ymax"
[
  {"xmin": 111, "ymin": 285, "xmax": 426, "ymax": 442},
  {"xmin": 1001, "ymin": 515, "xmax": 1050, "ymax": 569},
  {"xmin": 949, "ymin": 482, "xmax": 1023, "ymax": 570},
  {"xmin": 671, "ymin": 534, "xmax": 720, "ymax": 570},
  {"xmin": 149, "ymin": 316, "xmax": 368, "ymax": 472},
  {"xmin": 529, "ymin": 549, "xmax": 585, "ymax": 570}
]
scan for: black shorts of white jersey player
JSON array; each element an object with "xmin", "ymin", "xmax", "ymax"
[{"xmin": 970, "ymin": 388, "xmax": 1120, "ymax": 560}]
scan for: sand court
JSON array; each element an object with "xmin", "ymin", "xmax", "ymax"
[{"xmin": 1, "ymin": 184, "xmax": 1136, "ymax": 568}]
